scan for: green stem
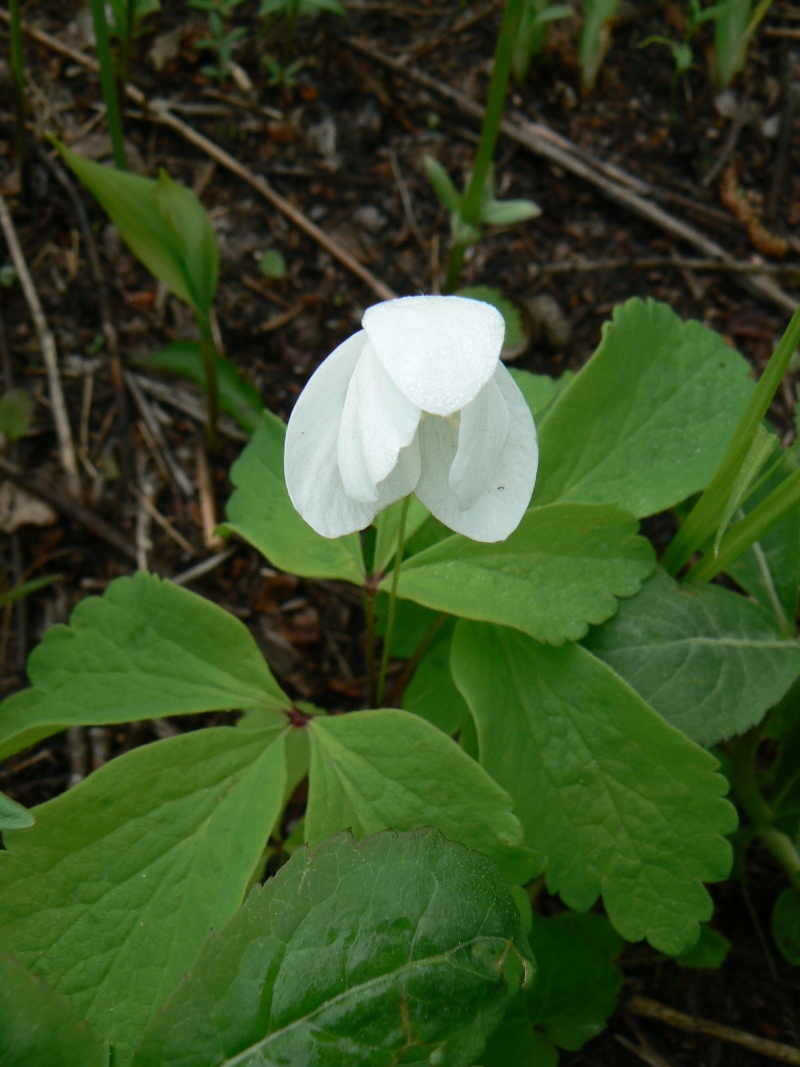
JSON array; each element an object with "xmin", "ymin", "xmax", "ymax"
[
  {"xmin": 364, "ymin": 584, "xmax": 377, "ymax": 708},
  {"xmin": 89, "ymin": 0, "xmax": 128, "ymax": 171},
  {"xmin": 118, "ymin": 0, "xmax": 136, "ymax": 87},
  {"xmin": 376, "ymin": 496, "xmax": 410, "ymax": 707},
  {"xmin": 442, "ymin": 0, "xmax": 524, "ymax": 293},
  {"xmin": 198, "ymin": 317, "xmax": 220, "ymax": 451},
  {"xmin": 663, "ymin": 305, "xmax": 800, "ymax": 575},
  {"xmin": 8, "ymin": 0, "xmax": 29, "ymax": 199},
  {"xmin": 385, "ymin": 612, "xmax": 447, "ymax": 707}
]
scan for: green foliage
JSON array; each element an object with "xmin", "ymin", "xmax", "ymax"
[
  {"xmin": 534, "ymin": 298, "xmax": 754, "ymax": 516},
  {"xmin": 426, "ymin": 158, "xmax": 541, "ymax": 249},
  {"xmin": 257, "ymin": 247, "xmax": 287, "ymax": 279},
  {"xmin": 0, "ymin": 956, "xmax": 106, "ymax": 1067},
  {"xmin": 0, "ymin": 789, "xmax": 34, "ymax": 830},
  {"xmin": 189, "ymin": 0, "xmax": 247, "ymax": 82},
  {"xmin": 142, "ymin": 340, "xmax": 264, "ymax": 435},
  {"xmin": 0, "ymin": 387, "xmax": 34, "ymax": 441},
  {"xmin": 224, "ymin": 411, "xmax": 365, "ymax": 583},
  {"xmin": 676, "ymin": 924, "xmax": 731, "ymax": 968},
  {"xmin": 451, "ymin": 622, "xmax": 736, "ymax": 954},
  {"xmin": 772, "ymin": 887, "xmax": 800, "ymax": 964},
  {"xmin": 511, "ymin": 0, "xmax": 574, "ymax": 81},
  {"xmin": 394, "ymin": 503, "xmax": 655, "ymax": 645},
  {"xmin": 714, "ymin": 0, "xmax": 775, "ymax": 88},
  {"xmin": 403, "ymin": 620, "xmax": 470, "ymax": 736},
  {"xmin": 579, "ymin": 0, "xmax": 619, "ymax": 93},
  {"xmin": 0, "ymin": 572, "xmax": 290, "ymax": 760},
  {"xmin": 584, "ymin": 568, "xmax": 800, "ymax": 746},
  {"xmin": 260, "ymin": 0, "xmax": 346, "ymax": 17},
  {"xmin": 457, "ymin": 284, "xmax": 526, "ymax": 351},
  {"xmin": 509, "ymin": 367, "xmax": 574, "ymax": 419},
  {"xmin": 484, "ymin": 912, "xmax": 623, "ymax": 1063},
  {"xmin": 0, "ymin": 727, "xmax": 289, "ymax": 1065},
  {"xmin": 107, "ymin": 0, "xmax": 160, "ymax": 37},
  {"xmin": 132, "ymin": 828, "xmax": 532, "ymax": 1066}
]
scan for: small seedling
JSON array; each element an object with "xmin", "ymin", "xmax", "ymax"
[
  {"xmin": 714, "ymin": 0, "xmax": 775, "ymax": 88},
  {"xmin": 512, "ymin": 0, "xmax": 574, "ymax": 82},
  {"xmin": 189, "ymin": 0, "xmax": 248, "ymax": 83}
]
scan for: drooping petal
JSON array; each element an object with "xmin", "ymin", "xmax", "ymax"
[
  {"xmin": 414, "ymin": 364, "xmax": 538, "ymax": 542},
  {"xmin": 284, "ymin": 331, "xmax": 380, "ymax": 538},
  {"xmin": 363, "ymin": 295, "xmax": 505, "ymax": 417},
  {"xmin": 448, "ymin": 374, "xmax": 510, "ymax": 510},
  {"xmin": 337, "ymin": 340, "xmax": 421, "ymax": 503},
  {"xmin": 375, "ymin": 435, "xmax": 422, "ymax": 511}
]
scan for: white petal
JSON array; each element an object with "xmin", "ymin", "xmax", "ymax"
[
  {"xmin": 363, "ymin": 295, "xmax": 505, "ymax": 417},
  {"xmin": 375, "ymin": 436, "xmax": 422, "ymax": 511},
  {"xmin": 284, "ymin": 331, "xmax": 379, "ymax": 538},
  {"xmin": 337, "ymin": 341, "xmax": 421, "ymax": 503},
  {"xmin": 448, "ymin": 375, "xmax": 510, "ymax": 510},
  {"xmin": 414, "ymin": 364, "xmax": 538, "ymax": 542}
]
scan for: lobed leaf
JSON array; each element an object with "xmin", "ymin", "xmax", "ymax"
[
  {"xmin": 0, "ymin": 727, "xmax": 289, "ymax": 1065},
  {"xmin": 393, "ymin": 503, "xmax": 655, "ymax": 645},
  {"xmin": 534, "ymin": 297, "xmax": 754, "ymax": 516},
  {"xmin": 0, "ymin": 571, "xmax": 290, "ymax": 760},
  {"xmin": 451, "ymin": 622, "xmax": 737, "ymax": 954},
  {"xmin": 132, "ymin": 828, "xmax": 534, "ymax": 1067}
]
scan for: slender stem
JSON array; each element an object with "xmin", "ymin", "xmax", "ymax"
[
  {"xmin": 198, "ymin": 316, "xmax": 220, "ymax": 451},
  {"xmin": 663, "ymin": 305, "xmax": 800, "ymax": 575},
  {"xmin": 8, "ymin": 0, "xmax": 29, "ymax": 199},
  {"xmin": 364, "ymin": 584, "xmax": 377, "ymax": 708},
  {"xmin": 442, "ymin": 0, "xmax": 524, "ymax": 292},
  {"xmin": 89, "ymin": 0, "xmax": 128, "ymax": 170},
  {"xmin": 118, "ymin": 0, "xmax": 136, "ymax": 87},
  {"xmin": 376, "ymin": 496, "xmax": 410, "ymax": 707}
]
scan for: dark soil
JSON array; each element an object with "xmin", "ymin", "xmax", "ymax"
[{"xmin": 1, "ymin": 0, "xmax": 799, "ymax": 1062}]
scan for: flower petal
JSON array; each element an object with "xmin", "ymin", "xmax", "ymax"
[
  {"xmin": 337, "ymin": 341, "xmax": 421, "ymax": 503},
  {"xmin": 448, "ymin": 374, "xmax": 510, "ymax": 510},
  {"xmin": 284, "ymin": 331, "xmax": 379, "ymax": 538},
  {"xmin": 363, "ymin": 295, "xmax": 505, "ymax": 416},
  {"xmin": 414, "ymin": 364, "xmax": 538, "ymax": 542}
]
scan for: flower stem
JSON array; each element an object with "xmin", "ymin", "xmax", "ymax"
[
  {"xmin": 443, "ymin": 0, "xmax": 525, "ymax": 293},
  {"xmin": 376, "ymin": 495, "xmax": 410, "ymax": 706},
  {"xmin": 198, "ymin": 316, "xmax": 220, "ymax": 451}
]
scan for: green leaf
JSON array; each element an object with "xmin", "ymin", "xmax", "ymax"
[
  {"xmin": 451, "ymin": 622, "xmax": 737, "ymax": 953},
  {"xmin": 403, "ymin": 620, "xmax": 470, "ymax": 736},
  {"xmin": 393, "ymin": 503, "xmax": 655, "ymax": 645},
  {"xmin": 458, "ymin": 285, "xmax": 526, "ymax": 351},
  {"xmin": 583, "ymin": 568, "xmax": 800, "ymax": 746},
  {"xmin": 579, "ymin": 0, "xmax": 619, "ymax": 92},
  {"xmin": 0, "ymin": 956, "xmax": 106, "ymax": 1067},
  {"xmin": 508, "ymin": 368, "xmax": 574, "ymax": 420},
  {"xmin": 306, "ymin": 709, "xmax": 536, "ymax": 883},
  {"xmin": 132, "ymin": 828, "xmax": 533, "ymax": 1067},
  {"xmin": 772, "ymin": 887, "xmax": 800, "ymax": 965},
  {"xmin": 257, "ymin": 247, "xmax": 286, "ymax": 279},
  {"xmin": 424, "ymin": 155, "xmax": 462, "ymax": 213},
  {"xmin": 0, "ymin": 572, "xmax": 290, "ymax": 760},
  {"xmin": 479, "ymin": 198, "xmax": 542, "ymax": 227},
  {"xmin": 676, "ymin": 924, "xmax": 731, "ymax": 968},
  {"xmin": 0, "ymin": 727, "xmax": 288, "ymax": 1065},
  {"xmin": 0, "ymin": 572, "xmax": 61, "ymax": 610},
  {"xmin": 224, "ymin": 412, "xmax": 365, "ymax": 584},
  {"xmin": 142, "ymin": 340, "xmax": 264, "ymax": 435},
  {"xmin": 56, "ymin": 144, "xmax": 217, "ymax": 318},
  {"xmin": 0, "ymin": 387, "xmax": 34, "ymax": 441},
  {"xmin": 713, "ymin": 424, "xmax": 778, "ymax": 555},
  {"xmin": 483, "ymin": 911, "xmax": 622, "ymax": 1064},
  {"xmin": 0, "ymin": 789, "xmax": 35, "ymax": 830},
  {"xmin": 534, "ymin": 298, "xmax": 754, "ymax": 516}
]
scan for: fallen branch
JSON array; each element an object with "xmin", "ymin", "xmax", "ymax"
[
  {"xmin": 530, "ymin": 256, "xmax": 800, "ymax": 278},
  {"xmin": 346, "ymin": 37, "xmax": 799, "ymax": 317}
]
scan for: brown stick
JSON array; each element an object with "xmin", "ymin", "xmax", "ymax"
[
  {"xmin": 345, "ymin": 37, "xmax": 799, "ymax": 317},
  {"xmin": 0, "ymin": 454, "xmax": 138, "ymax": 563},
  {"xmin": 627, "ymin": 995, "xmax": 800, "ymax": 1065},
  {"xmin": 0, "ymin": 11, "xmax": 395, "ymax": 304},
  {"xmin": 530, "ymin": 256, "xmax": 800, "ymax": 278}
]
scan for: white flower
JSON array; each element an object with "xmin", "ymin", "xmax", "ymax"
[{"xmin": 284, "ymin": 295, "xmax": 538, "ymax": 543}]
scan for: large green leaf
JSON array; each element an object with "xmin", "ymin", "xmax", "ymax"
[
  {"xmin": 403, "ymin": 620, "xmax": 470, "ymax": 736},
  {"xmin": 306, "ymin": 709, "xmax": 536, "ymax": 882},
  {"xmin": 0, "ymin": 726, "xmax": 288, "ymax": 1066},
  {"xmin": 483, "ymin": 912, "xmax": 622, "ymax": 1064},
  {"xmin": 132, "ymin": 829, "xmax": 534, "ymax": 1067},
  {"xmin": 451, "ymin": 622, "xmax": 736, "ymax": 954},
  {"xmin": 0, "ymin": 789, "xmax": 35, "ymax": 830},
  {"xmin": 0, "ymin": 572, "xmax": 290, "ymax": 760},
  {"xmin": 224, "ymin": 412, "xmax": 365, "ymax": 584},
  {"xmin": 393, "ymin": 503, "xmax": 654, "ymax": 645},
  {"xmin": 584, "ymin": 568, "xmax": 800, "ymax": 745},
  {"xmin": 0, "ymin": 956, "xmax": 106, "ymax": 1067},
  {"xmin": 533, "ymin": 298, "xmax": 754, "ymax": 515}
]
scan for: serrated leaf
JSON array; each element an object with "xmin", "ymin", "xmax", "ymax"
[
  {"xmin": 132, "ymin": 828, "xmax": 533, "ymax": 1067},
  {"xmin": 403, "ymin": 620, "xmax": 470, "ymax": 736},
  {"xmin": 483, "ymin": 912, "xmax": 622, "ymax": 1064},
  {"xmin": 534, "ymin": 298, "xmax": 754, "ymax": 516},
  {"xmin": 142, "ymin": 340, "xmax": 264, "ymax": 435},
  {"xmin": 306, "ymin": 709, "xmax": 536, "ymax": 883},
  {"xmin": 583, "ymin": 568, "xmax": 800, "ymax": 746},
  {"xmin": 0, "ymin": 572, "xmax": 290, "ymax": 760},
  {"xmin": 0, "ymin": 727, "xmax": 288, "ymax": 1065},
  {"xmin": 224, "ymin": 411, "xmax": 365, "ymax": 584},
  {"xmin": 393, "ymin": 503, "xmax": 655, "ymax": 645},
  {"xmin": 0, "ymin": 789, "xmax": 34, "ymax": 830},
  {"xmin": 772, "ymin": 887, "xmax": 800, "ymax": 964},
  {"xmin": 0, "ymin": 956, "xmax": 106, "ymax": 1067},
  {"xmin": 676, "ymin": 924, "xmax": 731, "ymax": 968},
  {"xmin": 451, "ymin": 622, "xmax": 737, "ymax": 953}
]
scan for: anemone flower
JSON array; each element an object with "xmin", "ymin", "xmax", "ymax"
[{"xmin": 284, "ymin": 294, "xmax": 538, "ymax": 543}]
